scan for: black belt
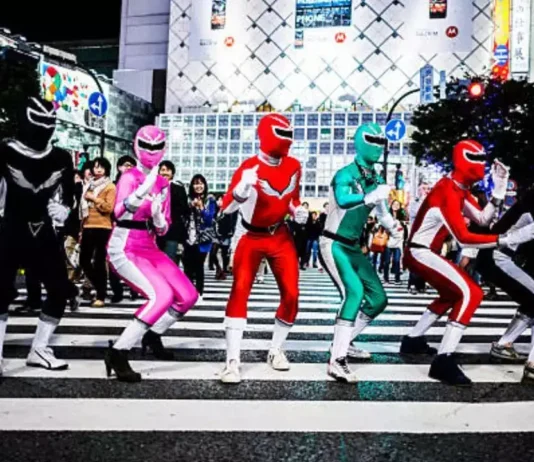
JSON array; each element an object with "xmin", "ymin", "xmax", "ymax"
[
  {"xmin": 322, "ymin": 230, "xmax": 357, "ymax": 247},
  {"xmin": 497, "ymin": 247, "xmax": 515, "ymax": 258},
  {"xmin": 241, "ymin": 219, "xmax": 283, "ymax": 235},
  {"xmin": 408, "ymin": 243, "xmax": 429, "ymax": 250},
  {"xmin": 116, "ymin": 220, "xmax": 153, "ymax": 231}
]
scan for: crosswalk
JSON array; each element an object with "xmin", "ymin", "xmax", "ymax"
[{"xmin": 2, "ymin": 269, "xmax": 534, "ymax": 461}]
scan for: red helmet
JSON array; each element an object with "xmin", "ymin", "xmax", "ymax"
[
  {"xmin": 258, "ymin": 113, "xmax": 293, "ymax": 158},
  {"xmin": 452, "ymin": 140, "xmax": 487, "ymax": 186}
]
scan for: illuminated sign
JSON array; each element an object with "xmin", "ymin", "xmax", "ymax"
[
  {"xmin": 492, "ymin": 0, "xmax": 510, "ymax": 80},
  {"xmin": 511, "ymin": 0, "xmax": 531, "ymax": 74},
  {"xmin": 39, "ymin": 61, "xmax": 109, "ymax": 130}
]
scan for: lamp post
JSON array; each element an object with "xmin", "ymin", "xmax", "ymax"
[{"xmin": 382, "ymin": 88, "xmax": 420, "ymax": 179}]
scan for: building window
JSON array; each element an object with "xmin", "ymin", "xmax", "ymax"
[
  {"xmin": 307, "ymin": 113, "xmax": 318, "ymax": 126},
  {"xmin": 307, "ymin": 128, "xmax": 318, "ymax": 140},
  {"xmin": 362, "ymin": 113, "xmax": 374, "ymax": 124},
  {"xmin": 230, "ymin": 128, "xmax": 241, "ymax": 140},
  {"xmin": 320, "ymin": 142, "xmax": 331, "ymax": 155},
  {"xmin": 306, "ymin": 157, "xmax": 317, "ymax": 169},
  {"xmin": 294, "ymin": 114, "xmax": 306, "ymax": 126},
  {"xmin": 334, "ymin": 128, "xmax": 345, "ymax": 140},
  {"xmin": 334, "ymin": 113, "xmax": 346, "ymax": 126},
  {"xmin": 375, "ymin": 112, "xmax": 388, "ymax": 126},
  {"xmin": 217, "ymin": 156, "xmax": 227, "ymax": 167},
  {"xmin": 231, "ymin": 115, "xmax": 242, "ymax": 126},
  {"xmin": 348, "ymin": 113, "xmax": 359, "ymax": 126},
  {"xmin": 320, "ymin": 113, "xmax": 332, "ymax": 126}
]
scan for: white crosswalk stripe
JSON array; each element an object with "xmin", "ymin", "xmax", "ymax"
[{"xmin": 2, "ymin": 269, "xmax": 533, "ymax": 446}]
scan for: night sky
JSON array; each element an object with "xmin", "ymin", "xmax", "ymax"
[{"xmin": 1, "ymin": 0, "xmax": 122, "ymax": 42}]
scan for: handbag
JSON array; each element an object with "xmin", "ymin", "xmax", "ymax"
[
  {"xmin": 370, "ymin": 231, "xmax": 388, "ymax": 253},
  {"xmin": 197, "ymin": 226, "xmax": 217, "ymax": 245}
]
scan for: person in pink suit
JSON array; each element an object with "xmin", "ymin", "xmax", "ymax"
[{"xmin": 105, "ymin": 125, "xmax": 198, "ymax": 382}]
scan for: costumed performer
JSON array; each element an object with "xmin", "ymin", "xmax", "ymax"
[
  {"xmin": 106, "ymin": 125, "xmax": 198, "ymax": 382},
  {"xmin": 402, "ymin": 140, "xmax": 511, "ymax": 386},
  {"xmin": 319, "ymin": 123, "xmax": 400, "ymax": 382},
  {"xmin": 0, "ymin": 96, "xmax": 74, "ymax": 373},
  {"xmin": 219, "ymin": 113, "xmax": 308, "ymax": 383},
  {"xmin": 475, "ymin": 186, "xmax": 534, "ymax": 383}
]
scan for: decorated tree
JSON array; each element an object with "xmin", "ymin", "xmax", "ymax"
[
  {"xmin": 410, "ymin": 75, "xmax": 534, "ymax": 188},
  {"xmin": 0, "ymin": 47, "xmax": 40, "ymax": 141}
]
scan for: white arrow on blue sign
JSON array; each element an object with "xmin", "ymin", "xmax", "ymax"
[
  {"xmin": 88, "ymin": 92, "xmax": 108, "ymax": 117},
  {"xmin": 385, "ymin": 119, "xmax": 407, "ymax": 142}
]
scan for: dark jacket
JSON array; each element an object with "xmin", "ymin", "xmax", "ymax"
[{"xmin": 165, "ymin": 181, "xmax": 189, "ymax": 243}]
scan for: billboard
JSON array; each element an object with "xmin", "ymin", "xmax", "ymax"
[
  {"xmin": 295, "ymin": 0, "xmax": 352, "ymax": 29},
  {"xmin": 511, "ymin": 0, "xmax": 530, "ymax": 74},
  {"xmin": 189, "ymin": 0, "xmax": 246, "ymax": 61},
  {"xmin": 402, "ymin": 0, "xmax": 474, "ymax": 53},
  {"xmin": 39, "ymin": 61, "xmax": 109, "ymax": 130},
  {"xmin": 491, "ymin": 0, "xmax": 510, "ymax": 79}
]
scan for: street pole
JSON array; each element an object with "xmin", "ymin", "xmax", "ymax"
[{"xmin": 382, "ymin": 88, "xmax": 420, "ymax": 179}]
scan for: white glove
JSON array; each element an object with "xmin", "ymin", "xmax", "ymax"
[
  {"xmin": 234, "ymin": 165, "xmax": 259, "ymax": 201},
  {"xmin": 364, "ymin": 185, "xmax": 391, "ymax": 206},
  {"xmin": 498, "ymin": 223, "xmax": 534, "ymax": 251},
  {"xmin": 490, "ymin": 159, "xmax": 510, "ymax": 200},
  {"xmin": 293, "ymin": 205, "xmax": 309, "ymax": 225},
  {"xmin": 151, "ymin": 191, "xmax": 167, "ymax": 230},
  {"xmin": 128, "ymin": 167, "xmax": 159, "ymax": 210},
  {"xmin": 48, "ymin": 202, "xmax": 69, "ymax": 225}
]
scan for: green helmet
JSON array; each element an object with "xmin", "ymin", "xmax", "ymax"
[{"xmin": 354, "ymin": 123, "xmax": 387, "ymax": 168}]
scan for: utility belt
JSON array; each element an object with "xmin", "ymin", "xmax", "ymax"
[
  {"xmin": 407, "ymin": 242, "xmax": 429, "ymax": 250},
  {"xmin": 322, "ymin": 230, "xmax": 358, "ymax": 247},
  {"xmin": 116, "ymin": 219, "xmax": 154, "ymax": 231},
  {"xmin": 241, "ymin": 219, "xmax": 284, "ymax": 235}
]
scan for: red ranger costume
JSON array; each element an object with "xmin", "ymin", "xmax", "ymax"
[
  {"xmin": 401, "ymin": 140, "xmax": 510, "ymax": 386},
  {"xmin": 219, "ymin": 113, "xmax": 307, "ymax": 384}
]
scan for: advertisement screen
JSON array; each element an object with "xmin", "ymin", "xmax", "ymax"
[
  {"xmin": 295, "ymin": 0, "xmax": 352, "ymax": 29},
  {"xmin": 211, "ymin": 0, "xmax": 227, "ymax": 30}
]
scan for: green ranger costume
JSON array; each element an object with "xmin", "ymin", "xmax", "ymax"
[{"xmin": 320, "ymin": 123, "xmax": 397, "ymax": 382}]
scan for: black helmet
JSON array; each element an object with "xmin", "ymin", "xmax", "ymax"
[{"xmin": 17, "ymin": 96, "xmax": 57, "ymax": 152}]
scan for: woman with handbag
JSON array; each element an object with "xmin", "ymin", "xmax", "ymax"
[{"xmin": 183, "ymin": 174, "xmax": 217, "ymax": 298}]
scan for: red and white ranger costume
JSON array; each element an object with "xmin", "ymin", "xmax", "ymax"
[
  {"xmin": 219, "ymin": 113, "xmax": 307, "ymax": 383},
  {"xmin": 401, "ymin": 140, "xmax": 510, "ymax": 386}
]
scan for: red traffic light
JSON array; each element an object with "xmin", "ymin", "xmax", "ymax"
[{"xmin": 468, "ymin": 82, "xmax": 484, "ymax": 98}]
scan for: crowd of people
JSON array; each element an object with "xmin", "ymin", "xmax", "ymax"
[{"xmin": 1, "ymin": 97, "xmax": 533, "ymax": 390}]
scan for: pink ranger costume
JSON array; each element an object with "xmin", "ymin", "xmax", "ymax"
[{"xmin": 105, "ymin": 125, "xmax": 198, "ymax": 382}]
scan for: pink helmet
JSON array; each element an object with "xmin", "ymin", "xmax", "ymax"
[{"xmin": 134, "ymin": 125, "xmax": 167, "ymax": 169}]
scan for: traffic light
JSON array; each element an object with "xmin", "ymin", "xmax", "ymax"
[{"xmin": 467, "ymin": 82, "xmax": 485, "ymax": 98}]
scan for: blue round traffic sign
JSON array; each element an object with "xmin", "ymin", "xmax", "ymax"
[
  {"xmin": 385, "ymin": 119, "xmax": 407, "ymax": 142},
  {"xmin": 88, "ymin": 92, "xmax": 108, "ymax": 117},
  {"xmin": 494, "ymin": 45, "xmax": 509, "ymax": 66}
]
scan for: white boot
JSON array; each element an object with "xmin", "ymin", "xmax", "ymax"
[
  {"xmin": 220, "ymin": 359, "xmax": 241, "ymax": 383},
  {"xmin": 26, "ymin": 315, "xmax": 68, "ymax": 370},
  {"xmin": 221, "ymin": 317, "xmax": 245, "ymax": 384},
  {"xmin": 328, "ymin": 357, "xmax": 358, "ymax": 383},
  {"xmin": 267, "ymin": 348, "xmax": 290, "ymax": 371}
]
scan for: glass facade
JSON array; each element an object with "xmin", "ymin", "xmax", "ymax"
[{"xmin": 158, "ymin": 111, "xmax": 415, "ymax": 197}]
